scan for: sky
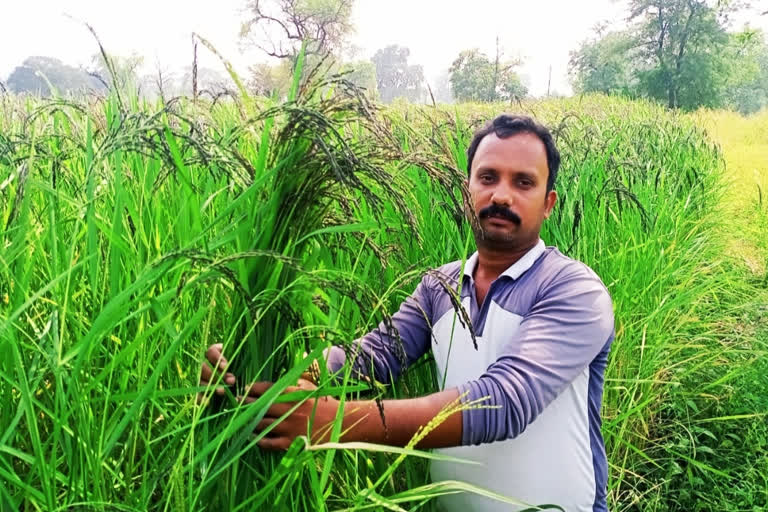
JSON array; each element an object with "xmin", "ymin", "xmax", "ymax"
[{"xmin": 1, "ymin": 0, "xmax": 766, "ymax": 97}]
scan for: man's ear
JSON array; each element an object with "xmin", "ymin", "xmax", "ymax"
[{"xmin": 544, "ymin": 190, "xmax": 557, "ymax": 219}]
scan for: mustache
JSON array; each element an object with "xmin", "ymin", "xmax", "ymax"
[{"xmin": 478, "ymin": 204, "xmax": 521, "ymax": 225}]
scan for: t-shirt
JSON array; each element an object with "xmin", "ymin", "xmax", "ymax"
[{"xmin": 326, "ymin": 240, "xmax": 614, "ymax": 512}]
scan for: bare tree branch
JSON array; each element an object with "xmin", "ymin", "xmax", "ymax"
[{"xmin": 242, "ymin": 0, "xmax": 354, "ymax": 60}]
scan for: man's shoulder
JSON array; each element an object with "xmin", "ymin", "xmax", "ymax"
[
  {"xmin": 534, "ymin": 247, "xmax": 611, "ymax": 295},
  {"xmin": 423, "ymin": 248, "xmax": 608, "ymax": 288},
  {"xmin": 534, "ymin": 248, "xmax": 614, "ymax": 332},
  {"xmin": 422, "ymin": 247, "xmax": 612, "ymax": 302},
  {"xmin": 527, "ymin": 248, "xmax": 614, "ymax": 324}
]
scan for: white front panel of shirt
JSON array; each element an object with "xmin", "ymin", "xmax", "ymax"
[{"xmin": 429, "ymin": 298, "xmax": 596, "ymax": 512}]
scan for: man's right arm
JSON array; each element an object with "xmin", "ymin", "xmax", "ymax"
[{"xmin": 324, "ymin": 274, "xmax": 435, "ymax": 385}]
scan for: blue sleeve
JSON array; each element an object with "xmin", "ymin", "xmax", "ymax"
[
  {"xmin": 325, "ymin": 274, "xmax": 435, "ymax": 384},
  {"xmin": 458, "ymin": 268, "xmax": 614, "ymax": 445}
]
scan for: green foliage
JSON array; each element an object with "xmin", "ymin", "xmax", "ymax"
[
  {"xmin": 629, "ymin": 0, "xmax": 730, "ymax": 109},
  {"xmin": 247, "ymin": 58, "xmax": 377, "ymax": 101},
  {"xmin": 569, "ymin": 30, "xmax": 639, "ymax": 95},
  {"xmin": 1, "ymin": 76, "xmax": 767, "ymax": 512},
  {"xmin": 721, "ymin": 29, "xmax": 768, "ymax": 114},
  {"xmin": 448, "ymin": 48, "xmax": 527, "ymax": 102},
  {"xmin": 569, "ymin": 2, "xmax": 768, "ymax": 113},
  {"xmin": 338, "ymin": 60, "xmax": 378, "ymax": 96},
  {"xmin": 371, "ymin": 45, "xmax": 425, "ymax": 103}
]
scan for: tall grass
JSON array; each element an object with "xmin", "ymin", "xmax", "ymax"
[{"xmin": 1, "ymin": 71, "xmax": 766, "ymax": 512}]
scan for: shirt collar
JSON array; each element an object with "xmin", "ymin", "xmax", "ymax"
[{"xmin": 463, "ymin": 239, "xmax": 546, "ymax": 281}]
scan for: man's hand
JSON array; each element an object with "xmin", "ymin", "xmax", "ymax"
[
  {"xmin": 198, "ymin": 344, "xmax": 463, "ymax": 452},
  {"xmin": 242, "ymin": 381, "xmax": 463, "ymax": 451},
  {"xmin": 198, "ymin": 343, "xmax": 237, "ymax": 403},
  {"xmin": 241, "ymin": 378, "xmax": 340, "ymax": 451}
]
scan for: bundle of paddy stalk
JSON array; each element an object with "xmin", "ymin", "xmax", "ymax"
[{"xmin": 1, "ymin": 51, "xmax": 762, "ymax": 511}]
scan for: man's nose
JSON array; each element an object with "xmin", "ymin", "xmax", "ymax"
[{"xmin": 491, "ymin": 182, "xmax": 514, "ymax": 206}]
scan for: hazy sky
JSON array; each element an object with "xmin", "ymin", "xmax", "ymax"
[{"xmin": 1, "ymin": 0, "xmax": 766, "ymax": 96}]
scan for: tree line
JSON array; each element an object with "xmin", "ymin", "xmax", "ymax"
[
  {"xmin": 1, "ymin": 43, "xmax": 526, "ymax": 106},
  {"xmin": 568, "ymin": 0, "xmax": 768, "ymax": 114},
  {"xmin": 2, "ymin": 54, "xmax": 236, "ymax": 100},
  {"xmin": 4, "ymin": 0, "xmax": 764, "ymax": 111},
  {"xmin": 1, "ymin": 0, "xmax": 528, "ymax": 104}
]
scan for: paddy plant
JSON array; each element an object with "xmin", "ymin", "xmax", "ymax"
[
  {"xmin": 0, "ymin": 58, "xmax": 473, "ymax": 510},
  {"xmin": 1, "ymin": 62, "xmax": 765, "ymax": 512}
]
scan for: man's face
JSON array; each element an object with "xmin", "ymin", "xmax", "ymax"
[{"xmin": 467, "ymin": 132, "xmax": 557, "ymax": 251}]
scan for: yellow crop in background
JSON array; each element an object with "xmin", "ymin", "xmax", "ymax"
[{"xmin": 695, "ymin": 109, "xmax": 768, "ymax": 274}]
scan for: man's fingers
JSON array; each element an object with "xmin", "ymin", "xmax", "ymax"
[
  {"xmin": 248, "ymin": 381, "xmax": 317, "ymax": 397},
  {"xmin": 201, "ymin": 343, "xmax": 234, "ymax": 389},
  {"xmin": 257, "ymin": 436, "xmax": 291, "ymax": 451},
  {"xmin": 247, "ymin": 381, "xmax": 274, "ymax": 397},
  {"xmin": 265, "ymin": 403, "xmax": 293, "ymax": 417},
  {"xmin": 200, "ymin": 361, "xmax": 235, "ymax": 387},
  {"xmin": 199, "ymin": 379, "xmax": 229, "ymax": 397},
  {"xmin": 200, "ymin": 362, "xmax": 213, "ymax": 382},
  {"xmin": 296, "ymin": 378, "xmax": 316, "ymax": 390},
  {"xmin": 256, "ymin": 417, "xmax": 276, "ymax": 433},
  {"xmin": 205, "ymin": 343, "xmax": 228, "ymax": 370},
  {"xmin": 236, "ymin": 395, "xmax": 293, "ymax": 417}
]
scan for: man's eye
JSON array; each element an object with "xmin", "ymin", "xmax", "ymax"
[{"xmin": 480, "ymin": 175, "xmax": 494, "ymax": 183}]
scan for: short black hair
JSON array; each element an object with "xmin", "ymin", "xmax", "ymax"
[{"xmin": 466, "ymin": 114, "xmax": 560, "ymax": 193}]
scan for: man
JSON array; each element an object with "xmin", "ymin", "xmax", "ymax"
[{"xmin": 201, "ymin": 114, "xmax": 614, "ymax": 511}]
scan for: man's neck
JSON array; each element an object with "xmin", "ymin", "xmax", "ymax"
[{"xmin": 474, "ymin": 239, "xmax": 538, "ymax": 282}]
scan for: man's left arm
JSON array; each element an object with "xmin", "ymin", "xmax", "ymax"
[{"xmin": 459, "ymin": 267, "xmax": 614, "ymax": 445}]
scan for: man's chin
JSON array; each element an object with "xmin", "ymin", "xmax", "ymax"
[{"xmin": 473, "ymin": 227, "xmax": 519, "ymax": 248}]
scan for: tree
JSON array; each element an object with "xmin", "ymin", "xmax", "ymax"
[
  {"xmin": 722, "ymin": 29, "xmax": 768, "ymax": 114},
  {"xmin": 371, "ymin": 45, "xmax": 424, "ymax": 103},
  {"xmin": 88, "ymin": 53, "xmax": 144, "ymax": 91},
  {"xmin": 569, "ymin": 30, "xmax": 640, "ymax": 95},
  {"xmin": 448, "ymin": 47, "xmax": 527, "ymax": 103},
  {"xmin": 629, "ymin": 0, "xmax": 732, "ymax": 109},
  {"xmin": 338, "ymin": 60, "xmax": 377, "ymax": 95},
  {"xmin": 248, "ymin": 61, "xmax": 294, "ymax": 97},
  {"xmin": 568, "ymin": 2, "xmax": 768, "ymax": 112},
  {"xmin": 240, "ymin": 0, "xmax": 354, "ymax": 61},
  {"xmin": 6, "ymin": 56, "xmax": 100, "ymax": 96},
  {"xmin": 246, "ymin": 57, "xmax": 376, "ymax": 99}
]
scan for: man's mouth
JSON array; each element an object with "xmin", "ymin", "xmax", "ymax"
[
  {"xmin": 478, "ymin": 205, "xmax": 521, "ymax": 226},
  {"xmin": 487, "ymin": 215, "xmax": 516, "ymax": 224}
]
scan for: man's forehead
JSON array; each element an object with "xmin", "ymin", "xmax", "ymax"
[{"xmin": 472, "ymin": 132, "xmax": 548, "ymax": 171}]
